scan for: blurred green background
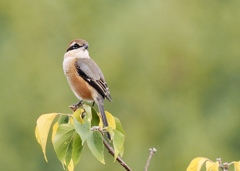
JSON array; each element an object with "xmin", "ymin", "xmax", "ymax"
[{"xmin": 1, "ymin": 0, "xmax": 240, "ymax": 170}]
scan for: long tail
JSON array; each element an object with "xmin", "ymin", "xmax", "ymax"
[{"xmin": 96, "ymin": 96, "xmax": 111, "ymax": 140}]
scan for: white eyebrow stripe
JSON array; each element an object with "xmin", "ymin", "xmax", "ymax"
[{"xmin": 70, "ymin": 42, "xmax": 77, "ymax": 46}]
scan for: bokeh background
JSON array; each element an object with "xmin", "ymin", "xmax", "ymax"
[{"xmin": 1, "ymin": 0, "xmax": 240, "ymax": 170}]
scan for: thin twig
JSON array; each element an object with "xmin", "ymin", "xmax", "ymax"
[
  {"xmin": 103, "ymin": 139, "xmax": 132, "ymax": 171},
  {"xmin": 145, "ymin": 147, "xmax": 157, "ymax": 171}
]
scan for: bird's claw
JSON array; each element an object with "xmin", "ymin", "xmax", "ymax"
[{"xmin": 69, "ymin": 101, "xmax": 83, "ymax": 112}]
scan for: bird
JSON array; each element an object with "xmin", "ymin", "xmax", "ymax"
[{"xmin": 63, "ymin": 39, "xmax": 112, "ymax": 139}]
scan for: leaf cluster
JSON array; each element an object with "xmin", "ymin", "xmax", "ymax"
[
  {"xmin": 35, "ymin": 104, "xmax": 125, "ymax": 171},
  {"xmin": 187, "ymin": 157, "xmax": 240, "ymax": 171}
]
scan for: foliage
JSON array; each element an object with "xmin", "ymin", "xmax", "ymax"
[
  {"xmin": 35, "ymin": 104, "xmax": 125, "ymax": 171},
  {"xmin": 187, "ymin": 157, "xmax": 240, "ymax": 171}
]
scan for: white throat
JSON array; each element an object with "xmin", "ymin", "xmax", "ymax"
[
  {"xmin": 77, "ymin": 49, "xmax": 90, "ymax": 58},
  {"xmin": 64, "ymin": 49, "xmax": 90, "ymax": 59}
]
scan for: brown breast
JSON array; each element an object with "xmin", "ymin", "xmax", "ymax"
[{"xmin": 64, "ymin": 58, "xmax": 94, "ymax": 101}]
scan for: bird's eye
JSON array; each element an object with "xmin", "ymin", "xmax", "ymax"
[
  {"xmin": 73, "ymin": 43, "xmax": 81, "ymax": 49},
  {"xmin": 66, "ymin": 43, "xmax": 82, "ymax": 52}
]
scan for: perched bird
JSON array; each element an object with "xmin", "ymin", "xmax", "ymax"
[{"xmin": 63, "ymin": 39, "xmax": 112, "ymax": 138}]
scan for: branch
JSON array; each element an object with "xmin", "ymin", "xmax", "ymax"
[
  {"xmin": 103, "ymin": 139, "xmax": 132, "ymax": 171},
  {"xmin": 145, "ymin": 147, "xmax": 157, "ymax": 171}
]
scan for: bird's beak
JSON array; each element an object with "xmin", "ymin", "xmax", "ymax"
[{"xmin": 84, "ymin": 44, "xmax": 89, "ymax": 50}]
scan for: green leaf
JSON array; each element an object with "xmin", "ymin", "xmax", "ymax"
[
  {"xmin": 113, "ymin": 129, "xmax": 125, "ymax": 159},
  {"xmin": 91, "ymin": 107, "xmax": 100, "ymax": 126},
  {"xmin": 58, "ymin": 115, "xmax": 69, "ymax": 124},
  {"xmin": 53, "ymin": 124, "xmax": 74, "ymax": 163},
  {"xmin": 74, "ymin": 116, "xmax": 91, "ymax": 144},
  {"xmin": 72, "ymin": 133, "xmax": 83, "ymax": 166},
  {"xmin": 87, "ymin": 131, "xmax": 105, "ymax": 164},
  {"xmin": 114, "ymin": 117, "xmax": 125, "ymax": 134},
  {"xmin": 119, "ymin": 146, "xmax": 124, "ymax": 157},
  {"xmin": 65, "ymin": 140, "xmax": 73, "ymax": 166},
  {"xmin": 53, "ymin": 124, "xmax": 83, "ymax": 169},
  {"xmin": 35, "ymin": 113, "xmax": 59, "ymax": 162}
]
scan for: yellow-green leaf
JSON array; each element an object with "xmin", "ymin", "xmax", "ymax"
[
  {"xmin": 82, "ymin": 104, "xmax": 92, "ymax": 121},
  {"xmin": 187, "ymin": 157, "xmax": 209, "ymax": 171},
  {"xmin": 51, "ymin": 122, "xmax": 58, "ymax": 143},
  {"xmin": 87, "ymin": 131, "xmax": 105, "ymax": 164},
  {"xmin": 112, "ymin": 129, "xmax": 125, "ymax": 160},
  {"xmin": 232, "ymin": 161, "xmax": 240, "ymax": 171},
  {"xmin": 67, "ymin": 159, "xmax": 74, "ymax": 171},
  {"xmin": 35, "ymin": 113, "xmax": 58, "ymax": 162},
  {"xmin": 73, "ymin": 108, "xmax": 85, "ymax": 124},
  {"xmin": 206, "ymin": 161, "xmax": 219, "ymax": 171},
  {"xmin": 119, "ymin": 145, "xmax": 124, "ymax": 157},
  {"xmin": 99, "ymin": 111, "xmax": 116, "ymax": 129}
]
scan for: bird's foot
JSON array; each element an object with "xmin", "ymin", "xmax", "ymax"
[{"xmin": 69, "ymin": 100, "xmax": 83, "ymax": 112}]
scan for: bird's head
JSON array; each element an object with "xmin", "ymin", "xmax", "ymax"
[{"xmin": 65, "ymin": 39, "xmax": 90, "ymax": 58}]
